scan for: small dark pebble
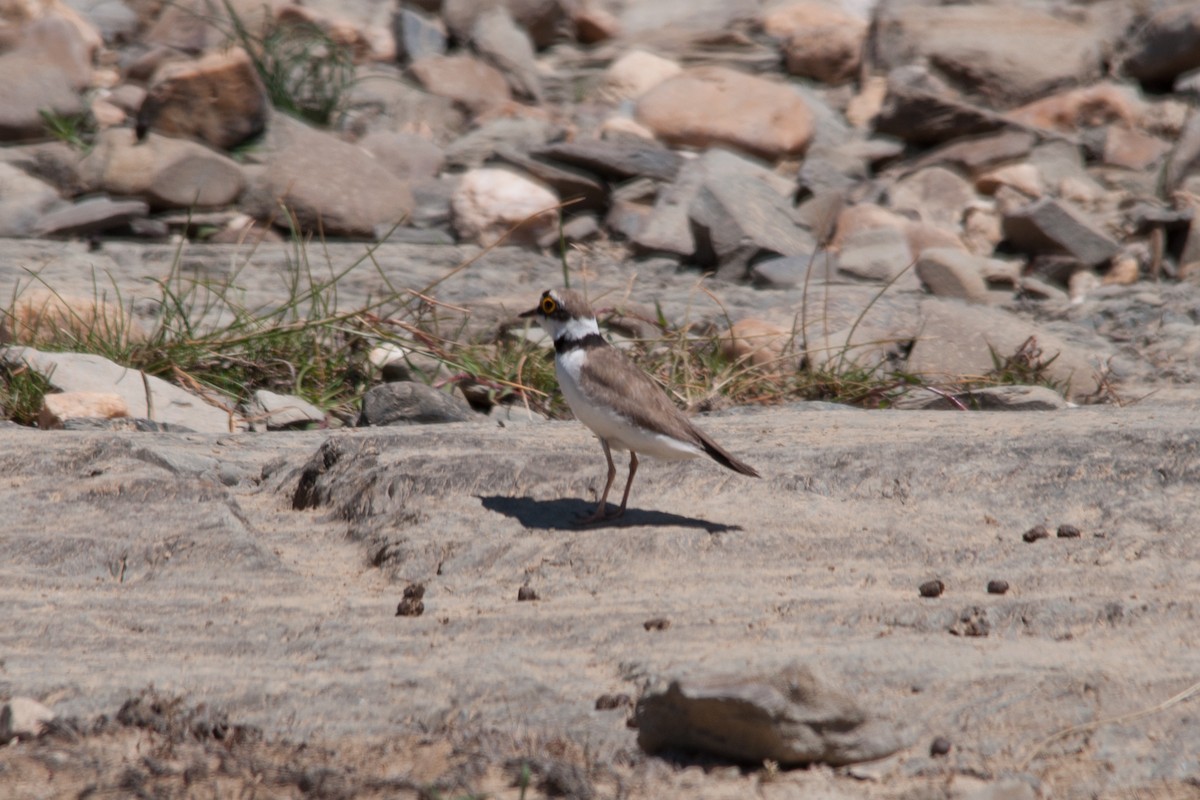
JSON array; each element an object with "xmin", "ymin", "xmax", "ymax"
[
  {"xmin": 396, "ymin": 583, "xmax": 426, "ymax": 617},
  {"xmin": 919, "ymin": 579, "xmax": 945, "ymax": 598},
  {"xmin": 987, "ymin": 580, "xmax": 1010, "ymax": 595},
  {"xmin": 1022, "ymin": 524, "xmax": 1050, "ymax": 542},
  {"xmin": 1056, "ymin": 524, "xmax": 1082, "ymax": 538},
  {"xmin": 517, "ymin": 585, "xmax": 539, "ymax": 602},
  {"xmin": 930, "ymin": 736, "xmax": 952, "ymax": 757},
  {"xmin": 594, "ymin": 693, "xmax": 631, "ymax": 711},
  {"xmin": 643, "ymin": 617, "xmax": 670, "ymax": 632}
]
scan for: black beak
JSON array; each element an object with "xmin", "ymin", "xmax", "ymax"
[{"xmin": 519, "ymin": 307, "xmax": 539, "ymax": 318}]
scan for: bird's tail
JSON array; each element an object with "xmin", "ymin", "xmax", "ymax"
[{"xmin": 696, "ymin": 430, "xmax": 760, "ymax": 477}]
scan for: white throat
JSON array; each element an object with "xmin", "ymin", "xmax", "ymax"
[{"xmin": 544, "ymin": 314, "xmax": 600, "ymax": 343}]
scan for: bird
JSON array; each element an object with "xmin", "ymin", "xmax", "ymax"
[{"xmin": 520, "ymin": 288, "xmax": 760, "ymax": 523}]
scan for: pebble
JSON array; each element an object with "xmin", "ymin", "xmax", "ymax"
[
  {"xmin": 919, "ymin": 579, "xmax": 945, "ymax": 598},
  {"xmin": 643, "ymin": 617, "xmax": 670, "ymax": 632},
  {"xmin": 395, "ymin": 583, "xmax": 426, "ymax": 617},
  {"xmin": 986, "ymin": 580, "xmax": 1010, "ymax": 595},
  {"xmin": 1022, "ymin": 525, "xmax": 1051, "ymax": 543},
  {"xmin": 1056, "ymin": 524, "xmax": 1082, "ymax": 538}
]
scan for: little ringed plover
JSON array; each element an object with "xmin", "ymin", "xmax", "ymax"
[{"xmin": 520, "ymin": 288, "xmax": 759, "ymax": 523}]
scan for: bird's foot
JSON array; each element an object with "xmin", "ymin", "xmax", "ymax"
[{"xmin": 574, "ymin": 504, "xmax": 625, "ymax": 526}]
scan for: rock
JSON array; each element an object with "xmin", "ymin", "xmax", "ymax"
[
  {"xmin": 530, "ymin": 140, "xmax": 683, "ymax": 183},
  {"xmin": 916, "ymin": 249, "xmax": 992, "ymax": 304},
  {"xmin": 751, "ymin": 252, "xmax": 837, "ymax": 289},
  {"xmin": 1102, "ymin": 126, "xmax": 1171, "ymax": 171},
  {"xmin": 137, "ymin": 47, "xmax": 268, "ymax": 150},
  {"xmin": 450, "ymin": 167, "xmax": 559, "ymax": 247},
  {"xmin": 916, "ymin": 130, "xmax": 1038, "ymax": 175},
  {"xmin": 0, "ymin": 41, "xmax": 84, "ymax": 141},
  {"xmin": 720, "ymin": 319, "xmax": 792, "ymax": 368},
  {"xmin": 243, "ymin": 114, "xmax": 414, "ymax": 238},
  {"xmin": 573, "ymin": 4, "xmax": 619, "ymax": 44},
  {"xmin": 442, "ymin": 116, "xmax": 552, "ymax": 170},
  {"xmin": 889, "ymin": 167, "xmax": 976, "ymax": 232},
  {"xmin": 470, "ymin": 6, "xmax": 542, "ymax": 102},
  {"xmin": 596, "ymin": 50, "xmax": 682, "ymax": 103},
  {"xmin": 536, "ymin": 212, "xmax": 600, "ymax": 249},
  {"xmin": 837, "ymin": 227, "xmax": 914, "ymax": 284},
  {"xmin": 250, "ymin": 390, "xmax": 325, "ymax": 430},
  {"xmin": 976, "ymin": 164, "xmax": 1043, "ymax": 198},
  {"xmin": 81, "ymin": 129, "xmax": 244, "ymax": 210},
  {"xmin": 635, "ymin": 66, "xmax": 814, "ymax": 161},
  {"xmin": 635, "ymin": 662, "xmax": 908, "ymax": 766},
  {"xmin": 0, "ymin": 697, "xmax": 56, "ymax": 743},
  {"xmin": 686, "ymin": 150, "xmax": 816, "ymax": 278},
  {"xmin": 38, "ymin": 391, "xmax": 130, "ymax": 428},
  {"xmin": 1002, "ymin": 197, "xmax": 1120, "ymax": 266},
  {"xmin": 3, "ymin": 347, "xmax": 239, "ymax": 432},
  {"xmin": 1162, "ymin": 110, "xmax": 1200, "ymax": 193},
  {"xmin": 494, "ymin": 146, "xmax": 607, "ymax": 213},
  {"xmin": 874, "ymin": 66, "xmax": 1011, "ymax": 147},
  {"xmin": 35, "ymin": 196, "xmax": 150, "ymax": 237},
  {"xmin": 869, "ymin": 3, "xmax": 1104, "ymax": 106},
  {"xmin": 358, "ymin": 381, "xmax": 477, "ymax": 426},
  {"xmin": 0, "ymin": 289, "xmax": 145, "ymax": 347},
  {"xmin": 392, "ymin": 6, "xmax": 447, "ymax": 63},
  {"xmin": 906, "ymin": 298, "xmax": 1106, "ymax": 401},
  {"xmin": 1006, "ymin": 82, "xmax": 1143, "ymax": 134},
  {"xmin": 357, "ymin": 131, "xmax": 445, "ymax": 180},
  {"xmin": 765, "ymin": 1, "xmax": 867, "ymax": 85},
  {"xmin": 410, "ymin": 54, "xmax": 512, "ymax": 114},
  {"xmin": 0, "ymin": 163, "xmax": 63, "ymax": 237},
  {"xmin": 634, "ymin": 148, "xmax": 807, "ymax": 269},
  {"xmin": 1120, "ymin": 4, "xmax": 1200, "ymax": 87}
]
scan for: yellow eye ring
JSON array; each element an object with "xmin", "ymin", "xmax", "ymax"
[{"xmin": 541, "ymin": 296, "xmax": 556, "ymax": 314}]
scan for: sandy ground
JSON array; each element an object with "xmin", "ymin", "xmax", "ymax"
[{"xmin": 2, "ymin": 403, "xmax": 1198, "ymax": 798}]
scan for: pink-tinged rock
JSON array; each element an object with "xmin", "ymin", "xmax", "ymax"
[
  {"xmin": 0, "ymin": 288, "xmax": 147, "ymax": 346},
  {"xmin": 976, "ymin": 164, "xmax": 1043, "ymax": 198},
  {"xmin": 82, "ymin": 129, "xmax": 245, "ymax": 210},
  {"xmin": 763, "ymin": 1, "xmax": 867, "ymax": 85},
  {"xmin": 139, "ymin": 47, "xmax": 268, "ymax": 150},
  {"xmin": 574, "ymin": 4, "xmax": 619, "ymax": 43},
  {"xmin": 451, "ymin": 167, "xmax": 558, "ymax": 247},
  {"xmin": 39, "ymin": 391, "xmax": 130, "ymax": 429},
  {"xmin": 720, "ymin": 319, "xmax": 791, "ymax": 369},
  {"xmin": 635, "ymin": 66, "xmax": 814, "ymax": 160},
  {"xmin": 1102, "ymin": 126, "xmax": 1170, "ymax": 171},
  {"xmin": 410, "ymin": 54, "xmax": 512, "ymax": 114},
  {"xmin": 1006, "ymin": 83, "xmax": 1143, "ymax": 133}
]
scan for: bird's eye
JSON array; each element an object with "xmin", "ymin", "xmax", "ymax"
[{"xmin": 541, "ymin": 296, "xmax": 556, "ymax": 314}]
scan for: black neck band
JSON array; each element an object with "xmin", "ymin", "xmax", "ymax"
[{"xmin": 555, "ymin": 332, "xmax": 606, "ymax": 354}]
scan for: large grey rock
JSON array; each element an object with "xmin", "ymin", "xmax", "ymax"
[
  {"xmin": 81, "ymin": 129, "xmax": 245, "ymax": 210},
  {"xmin": 1002, "ymin": 197, "xmax": 1120, "ymax": 266},
  {"xmin": 36, "ymin": 197, "xmax": 150, "ymax": 238},
  {"xmin": 906, "ymin": 298, "xmax": 1107, "ymax": 400},
  {"xmin": 530, "ymin": 140, "xmax": 683, "ymax": 183},
  {"xmin": 242, "ymin": 114, "xmax": 414, "ymax": 237},
  {"xmin": 875, "ymin": 66, "xmax": 1013, "ymax": 147},
  {"xmin": 358, "ymin": 381, "xmax": 478, "ymax": 426},
  {"xmin": 2, "ymin": 347, "xmax": 240, "ymax": 432},
  {"xmin": 392, "ymin": 6, "xmax": 447, "ymax": 63},
  {"xmin": 635, "ymin": 663, "xmax": 908, "ymax": 766},
  {"xmin": 0, "ymin": 50, "xmax": 83, "ymax": 142},
  {"xmin": 870, "ymin": 2, "xmax": 1104, "ymax": 106},
  {"xmin": 250, "ymin": 390, "xmax": 325, "ymax": 431},
  {"xmin": 837, "ymin": 226, "xmax": 914, "ymax": 284}
]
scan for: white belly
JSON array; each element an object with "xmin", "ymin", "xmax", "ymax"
[{"xmin": 556, "ymin": 350, "xmax": 703, "ymax": 461}]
